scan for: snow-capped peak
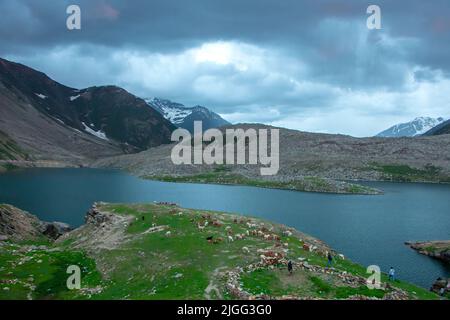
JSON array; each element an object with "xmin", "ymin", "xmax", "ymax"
[
  {"xmin": 145, "ymin": 98, "xmax": 193, "ymax": 125},
  {"xmin": 377, "ymin": 117, "xmax": 446, "ymax": 137},
  {"xmin": 145, "ymin": 97, "xmax": 231, "ymax": 133}
]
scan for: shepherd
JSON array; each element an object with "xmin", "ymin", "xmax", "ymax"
[
  {"xmin": 326, "ymin": 252, "xmax": 333, "ymax": 268},
  {"xmin": 287, "ymin": 260, "xmax": 293, "ymax": 275},
  {"xmin": 388, "ymin": 267, "xmax": 395, "ymax": 281}
]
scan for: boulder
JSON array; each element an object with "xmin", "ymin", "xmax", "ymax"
[
  {"xmin": 430, "ymin": 277, "xmax": 449, "ymax": 294},
  {"xmin": 442, "ymin": 250, "xmax": 450, "ymax": 263},
  {"xmin": 42, "ymin": 222, "xmax": 72, "ymax": 240},
  {"xmin": 85, "ymin": 206, "xmax": 111, "ymax": 226}
]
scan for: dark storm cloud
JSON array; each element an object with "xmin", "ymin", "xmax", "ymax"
[
  {"xmin": 1, "ymin": 0, "xmax": 450, "ymax": 136},
  {"xmin": 2, "ymin": 0, "xmax": 449, "ymax": 64}
]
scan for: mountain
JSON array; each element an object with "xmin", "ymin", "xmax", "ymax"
[
  {"xmin": 423, "ymin": 119, "xmax": 450, "ymax": 136},
  {"xmin": 0, "ymin": 58, "xmax": 176, "ymax": 163},
  {"xmin": 145, "ymin": 98, "xmax": 230, "ymax": 133},
  {"xmin": 376, "ymin": 117, "xmax": 445, "ymax": 137}
]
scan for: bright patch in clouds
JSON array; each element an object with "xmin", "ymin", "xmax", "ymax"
[
  {"xmin": 194, "ymin": 42, "xmax": 233, "ymax": 65},
  {"xmin": 193, "ymin": 42, "xmax": 258, "ymax": 71}
]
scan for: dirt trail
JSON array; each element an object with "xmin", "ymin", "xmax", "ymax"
[{"xmin": 204, "ymin": 266, "xmax": 228, "ymax": 300}]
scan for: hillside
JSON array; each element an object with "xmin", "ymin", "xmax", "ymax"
[
  {"xmin": 0, "ymin": 58, "xmax": 176, "ymax": 164},
  {"xmin": 0, "ymin": 130, "xmax": 29, "ymax": 161},
  {"xmin": 424, "ymin": 120, "xmax": 450, "ymax": 136},
  {"xmin": 0, "ymin": 203, "xmax": 438, "ymax": 300},
  {"xmin": 92, "ymin": 124, "xmax": 450, "ymax": 191}
]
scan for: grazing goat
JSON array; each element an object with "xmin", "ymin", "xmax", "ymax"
[
  {"xmin": 246, "ymin": 222, "xmax": 257, "ymax": 229},
  {"xmin": 283, "ymin": 230, "xmax": 293, "ymax": 237},
  {"xmin": 212, "ymin": 221, "xmax": 222, "ymax": 227}
]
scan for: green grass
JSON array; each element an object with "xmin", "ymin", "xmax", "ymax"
[
  {"xmin": 0, "ymin": 203, "xmax": 441, "ymax": 300},
  {"xmin": 0, "ymin": 163, "xmax": 19, "ymax": 172},
  {"xmin": 372, "ymin": 163, "xmax": 450, "ymax": 183},
  {"xmin": 0, "ymin": 131, "xmax": 28, "ymax": 161},
  {"xmin": 105, "ymin": 204, "xmax": 440, "ymax": 300},
  {"xmin": 0, "ymin": 244, "xmax": 103, "ymax": 300},
  {"xmin": 241, "ymin": 268, "xmax": 285, "ymax": 296},
  {"xmin": 241, "ymin": 270, "xmax": 394, "ymax": 299}
]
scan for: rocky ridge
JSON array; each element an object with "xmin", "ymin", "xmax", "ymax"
[{"xmin": 0, "ymin": 204, "xmax": 71, "ymax": 241}]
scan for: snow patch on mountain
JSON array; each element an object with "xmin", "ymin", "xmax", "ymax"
[
  {"xmin": 144, "ymin": 98, "xmax": 191, "ymax": 124},
  {"xmin": 82, "ymin": 122, "xmax": 109, "ymax": 141},
  {"xmin": 35, "ymin": 93, "xmax": 47, "ymax": 99}
]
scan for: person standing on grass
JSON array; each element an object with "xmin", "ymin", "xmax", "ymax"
[
  {"xmin": 287, "ymin": 260, "xmax": 293, "ymax": 275},
  {"xmin": 388, "ymin": 267, "xmax": 395, "ymax": 281},
  {"xmin": 326, "ymin": 252, "xmax": 333, "ymax": 268}
]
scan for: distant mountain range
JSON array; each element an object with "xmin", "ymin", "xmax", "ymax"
[
  {"xmin": 0, "ymin": 57, "xmax": 175, "ymax": 162},
  {"xmin": 376, "ymin": 117, "xmax": 446, "ymax": 137},
  {"xmin": 2, "ymin": 56, "xmax": 450, "ymax": 169},
  {"xmin": 145, "ymin": 98, "xmax": 230, "ymax": 133}
]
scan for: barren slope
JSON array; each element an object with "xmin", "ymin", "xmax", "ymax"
[{"xmin": 92, "ymin": 124, "xmax": 450, "ymax": 183}]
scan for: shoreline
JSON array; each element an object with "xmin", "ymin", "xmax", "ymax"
[
  {"xmin": 143, "ymin": 173, "xmax": 383, "ymax": 195},
  {"xmin": 406, "ymin": 241, "xmax": 450, "ymax": 265},
  {"xmin": 3, "ymin": 159, "xmax": 450, "ymax": 194}
]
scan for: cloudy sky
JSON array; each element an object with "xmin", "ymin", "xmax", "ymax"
[{"xmin": 1, "ymin": 0, "xmax": 450, "ymax": 136}]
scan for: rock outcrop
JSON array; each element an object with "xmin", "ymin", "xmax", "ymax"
[
  {"xmin": 56, "ymin": 203, "xmax": 133, "ymax": 251},
  {"xmin": 0, "ymin": 204, "xmax": 43, "ymax": 241},
  {"xmin": 42, "ymin": 221, "xmax": 72, "ymax": 240},
  {"xmin": 406, "ymin": 241, "xmax": 450, "ymax": 264},
  {"xmin": 430, "ymin": 277, "xmax": 449, "ymax": 296},
  {"xmin": 0, "ymin": 204, "xmax": 71, "ymax": 241},
  {"xmin": 85, "ymin": 204, "xmax": 114, "ymax": 226}
]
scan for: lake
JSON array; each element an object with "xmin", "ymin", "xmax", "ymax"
[{"xmin": 1, "ymin": 167, "xmax": 449, "ymax": 289}]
